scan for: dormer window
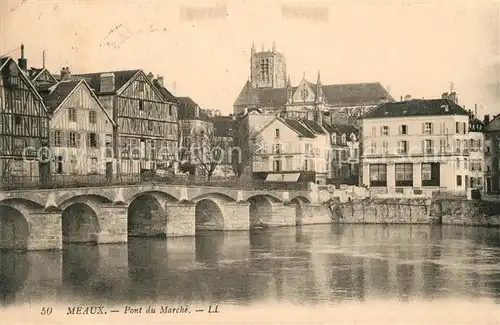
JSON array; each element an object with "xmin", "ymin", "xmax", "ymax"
[
  {"xmin": 341, "ymin": 134, "xmax": 347, "ymax": 145},
  {"xmin": 331, "ymin": 134, "xmax": 337, "ymax": 144}
]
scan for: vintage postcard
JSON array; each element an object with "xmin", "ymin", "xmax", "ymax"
[{"xmin": 0, "ymin": 0, "xmax": 499, "ymax": 324}]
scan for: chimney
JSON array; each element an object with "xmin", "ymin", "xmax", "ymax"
[
  {"xmin": 404, "ymin": 94, "xmax": 412, "ymax": 101},
  {"xmin": 475, "ymin": 104, "xmax": 478, "ymax": 118},
  {"xmin": 442, "ymin": 92, "xmax": 449, "ymax": 100},
  {"xmin": 243, "ymin": 107, "xmax": 248, "ymax": 115},
  {"xmin": 449, "ymin": 92, "xmax": 458, "ymax": 104},
  {"xmin": 307, "ymin": 110, "xmax": 314, "ymax": 121},
  {"xmin": 60, "ymin": 66, "xmax": 71, "ymax": 81},
  {"xmin": 484, "ymin": 114, "xmax": 490, "ymax": 125},
  {"xmin": 156, "ymin": 75, "xmax": 164, "ymax": 87},
  {"xmin": 147, "ymin": 72, "xmax": 154, "ymax": 81},
  {"xmin": 100, "ymin": 73, "xmax": 115, "ymax": 93},
  {"xmin": 18, "ymin": 44, "xmax": 27, "ymax": 71}
]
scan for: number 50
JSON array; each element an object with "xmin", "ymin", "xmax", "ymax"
[{"xmin": 41, "ymin": 307, "xmax": 53, "ymax": 315}]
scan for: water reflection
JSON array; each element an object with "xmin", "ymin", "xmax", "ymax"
[{"xmin": 0, "ymin": 225, "xmax": 499, "ymax": 307}]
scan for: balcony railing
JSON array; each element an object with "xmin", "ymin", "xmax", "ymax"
[{"xmin": 0, "ymin": 173, "xmax": 310, "ymax": 191}]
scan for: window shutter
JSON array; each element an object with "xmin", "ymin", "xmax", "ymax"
[
  {"xmin": 97, "ymin": 134, "xmax": 101, "ymax": 148},
  {"xmin": 50, "ymin": 131, "xmax": 54, "ymax": 147},
  {"xmin": 422, "ymin": 140, "xmax": 425, "ymax": 153},
  {"xmin": 421, "ymin": 123, "xmax": 425, "ymax": 134},
  {"xmin": 64, "ymin": 132, "xmax": 70, "ymax": 147},
  {"xmin": 76, "ymin": 133, "xmax": 81, "ymax": 148},
  {"xmin": 431, "ymin": 140, "xmax": 434, "ymax": 152},
  {"xmin": 431, "ymin": 123, "xmax": 434, "ymax": 134},
  {"xmin": 86, "ymin": 133, "xmax": 90, "ymax": 147}
]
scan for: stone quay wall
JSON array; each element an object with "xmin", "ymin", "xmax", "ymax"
[{"xmin": 326, "ymin": 197, "xmax": 500, "ymax": 226}]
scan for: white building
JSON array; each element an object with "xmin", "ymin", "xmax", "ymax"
[
  {"xmin": 360, "ymin": 95, "xmax": 479, "ymax": 197},
  {"xmin": 245, "ymin": 111, "xmax": 329, "ymax": 184}
]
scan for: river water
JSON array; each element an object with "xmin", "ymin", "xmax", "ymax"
[{"xmin": 1, "ymin": 224, "xmax": 500, "ymax": 322}]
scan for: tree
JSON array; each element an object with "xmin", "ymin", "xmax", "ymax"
[
  {"xmin": 231, "ymin": 117, "xmax": 263, "ymax": 179},
  {"xmin": 177, "ymin": 121, "xmax": 231, "ymax": 180}
]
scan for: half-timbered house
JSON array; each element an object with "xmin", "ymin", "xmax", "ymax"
[
  {"xmin": 73, "ymin": 70, "xmax": 178, "ymax": 174},
  {"xmin": 38, "ymin": 78, "xmax": 115, "ymax": 177},
  {"xmin": 0, "ymin": 52, "xmax": 50, "ymax": 181}
]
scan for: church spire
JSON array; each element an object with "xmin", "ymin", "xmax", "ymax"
[
  {"xmin": 251, "ymin": 42, "xmax": 255, "ymax": 55},
  {"xmin": 316, "ymin": 70, "xmax": 322, "ymax": 86},
  {"xmin": 286, "ymin": 75, "xmax": 291, "ymax": 88},
  {"xmin": 261, "ymin": 43, "xmax": 264, "ymax": 52},
  {"xmin": 287, "ymin": 74, "xmax": 293, "ymax": 104},
  {"xmin": 272, "ymin": 41, "xmax": 276, "ymax": 53}
]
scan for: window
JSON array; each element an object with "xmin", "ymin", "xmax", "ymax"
[
  {"xmin": 381, "ymin": 125, "xmax": 389, "ymax": 136},
  {"xmin": 398, "ymin": 140, "xmax": 409, "ymax": 154},
  {"xmin": 455, "ymin": 139, "xmax": 461, "ymax": 153},
  {"xmin": 423, "ymin": 139, "xmax": 433, "ymax": 154},
  {"xmin": 54, "ymin": 130, "xmax": 62, "ymax": 146},
  {"xmin": 422, "ymin": 162, "xmax": 440, "ymax": 186},
  {"xmin": 89, "ymin": 110, "xmax": 97, "ymax": 124},
  {"xmin": 138, "ymin": 82, "xmax": 145, "ymax": 92},
  {"xmin": 139, "ymin": 100, "xmax": 144, "ymax": 111},
  {"xmin": 285, "ymin": 156, "xmax": 293, "ymax": 170},
  {"xmin": 69, "ymin": 132, "xmax": 78, "ymax": 147},
  {"xmin": 370, "ymin": 164, "xmax": 387, "ymax": 186},
  {"xmin": 371, "ymin": 127, "xmax": 376, "ymax": 137},
  {"xmin": 341, "ymin": 134, "xmax": 347, "ymax": 145},
  {"xmin": 148, "ymin": 120, "xmax": 153, "ymax": 131},
  {"xmin": 463, "ymin": 122, "xmax": 467, "ymax": 134},
  {"xmin": 424, "ymin": 122, "xmax": 433, "ymax": 135},
  {"xmin": 370, "ymin": 141, "xmax": 376, "ymax": 154},
  {"xmin": 464, "ymin": 158, "xmax": 468, "ymax": 170},
  {"xmin": 382, "ymin": 141, "xmax": 389, "ymax": 154},
  {"xmin": 304, "ymin": 159, "xmax": 308, "ymax": 171},
  {"xmin": 457, "ymin": 175, "xmax": 462, "ymax": 186},
  {"xmin": 14, "ymin": 116, "xmax": 21, "ymax": 126},
  {"xmin": 463, "ymin": 139, "xmax": 469, "ymax": 153},
  {"xmin": 68, "ymin": 108, "xmax": 76, "ymax": 122},
  {"xmin": 274, "ymin": 143, "xmax": 281, "ymax": 154},
  {"xmin": 169, "ymin": 105, "xmax": 174, "ymax": 116},
  {"xmin": 273, "ymin": 159, "xmax": 281, "ymax": 172},
  {"xmin": 395, "ymin": 163, "xmax": 413, "ymax": 186},
  {"xmin": 439, "ymin": 139, "xmax": 447, "ymax": 153},
  {"xmin": 331, "ymin": 134, "xmax": 337, "ymax": 145},
  {"xmin": 275, "ymin": 128, "xmax": 280, "ymax": 139},
  {"xmin": 88, "ymin": 133, "xmax": 98, "ymax": 148},
  {"xmin": 456, "ymin": 158, "xmax": 460, "ymax": 168},
  {"xmin": 399, "ymin": 125, "xmax": 408, "ymax": 135},
  {"xmin": 456, "ymin": 122, "xmax": 460, "ymax": 134}
]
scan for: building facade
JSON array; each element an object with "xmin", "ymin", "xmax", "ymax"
[
  {"xmin": 360, "ymin": 97, "xmax": 473, "ymax": 197},
  {"xmin": 74, "ymin": 70, "xmax": 179, "ymax": 174},
  {"xmin": 39, "ymin": 78, "xmax": 115, "ymax": 177},
  {"xmin": 483, "ymin": 114, "xmax": 500, "ymax": 193},
  {"xmin": 0, "ymin": 52, "xmax": 50, "ymax": 180},
  {"xmin": 247, "ymin": 112, "xmax": 329, "ymax": 184}
]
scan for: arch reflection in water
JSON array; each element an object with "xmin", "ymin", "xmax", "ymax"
[
  {"xmin": 62, "ymin": 203, "xmax": 100, "ymax": 244},
  {"xmin": 62, "ymin": 244, "xmax": 128, "ymax": 302},
  {"xmin": 0, "ymin": 251, "xmax": 29, "ymax": 306}
]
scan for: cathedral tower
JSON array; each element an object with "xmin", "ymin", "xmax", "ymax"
[{"xmin": 250, "ymin": 42, "xmax": 287, "ymax": 89}]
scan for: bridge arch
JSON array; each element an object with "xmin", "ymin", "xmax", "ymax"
[
  {"xmin": 128, "ymin": 192, "xmax": 173, "ymax": 238},
  {"xmin": 190, "ymin": 192, "xmax": 237, "ymax": 203},
  {"xmin": 56, "ymin": 192, "xmax": 114, "ymax": 208},
  {"xmin": 195, "ymin": 199, "xmax": 225, "ymax": 232},
  {"xmin": 0, "ymin": 205, "xmax": 30, "ymax": 251},
  {"xmin": 246, "ymin": 195, "xmax": 279, "ymax": 228},
  {"xmin": 62, "ymin": 203, "xmax": 100, "ymax": 244},
  {"xmin": 290, "ymin": 196, "xmax": 309, "ymax": 225}
]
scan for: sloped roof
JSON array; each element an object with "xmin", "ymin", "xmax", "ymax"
[
  {"xmin": 234, "ymin": 81, "xmax": 392, "ymax": 108},
  {"xmin": 484, "ymin": 115, "xmax": 500, "ymax": 132},
  {"xmin": 39, "ymin": 80, "xmax": 82, "ymax": 114},
  {"xmin": 334, "ymin": 124, "xmax": 359, "ymax": 135},
  {"xmin": 212, "ymin": 116, "xmax": 235, "ymax": 137},
  {"xmin": 301, "ymin": 119, "xmax": 326, "ymax": 134},
  {"xmin": 153, "ymin": 80, "xmax": 179, "ymax": 104},
  {"xmin": 280, "ymin": 118, "xmax": 316, "ymax": 138},
  {"xmin": 177, "ymin": 97, "xmax": 212, "ymax": 122},
  {"xmin": 73, "ymin": 69, "xmax": 140, "ymax": 94},
  {"xmin": 363, "ymin": 98, "xmax": 469, "ymax": 119}
]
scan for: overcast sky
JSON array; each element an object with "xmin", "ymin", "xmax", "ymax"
[{"xmin": 2, "ymin": 0, "xmax": 499, "ymax": 117}]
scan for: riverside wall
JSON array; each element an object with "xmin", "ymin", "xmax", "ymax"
[{"xmin": 326, "ymin": 197, "xmax": 500, "ymax": 226}]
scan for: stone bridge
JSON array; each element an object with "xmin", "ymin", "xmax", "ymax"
[{"xmin": 0, "ymin": 183, "xmax": 330, "ymax": 251}]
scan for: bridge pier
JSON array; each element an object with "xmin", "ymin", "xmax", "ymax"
[
  {"xmin": 26, "ymin": 210, "xmax": 62, "ymax": 251},
  {"xmin": 223, "ymin": 202, "xmax": 250, "ymax": 231},
  {"xmin": 166, "ymin": 202, "xmax": 196, "ymax": 237},
  {"xmin": 96, "ymin": 204, "xmax": 128, "ymax": 244}
]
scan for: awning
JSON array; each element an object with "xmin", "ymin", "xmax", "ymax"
[{"xmin": 265, "ymin": 173, "xmax": 301, "ymax": 182}]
